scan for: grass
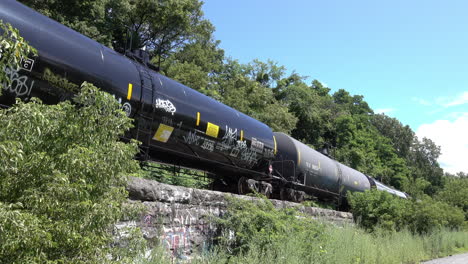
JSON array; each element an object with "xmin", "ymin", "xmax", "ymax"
[{"xmin": 133, "ymin": 225, "xmax": 468, "ymax": 264}]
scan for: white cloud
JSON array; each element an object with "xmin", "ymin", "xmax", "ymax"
[
  {"xmin": 443, "ymin": 91, "xmax": 468, "ymax": 107},
  {"xmin": 416, "ymin": 113, "xmax": 468, "ymax": 174},
  {"xmin": 375, "ymin": 108, "xmax": 395, "ymax": 115},
  {"xmin": 434, "ymin": 91, "xmax": 468, "ymax": 108},
  {"xmin": 411, "ymin": 97, "xmax": 432, "ymax": 106}
]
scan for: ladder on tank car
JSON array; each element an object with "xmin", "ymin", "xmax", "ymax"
[{"xmin": 134, "ymin": 63, "xmax": 155, "ymax": 161}]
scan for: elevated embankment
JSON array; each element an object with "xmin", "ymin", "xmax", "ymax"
[{"xmin": 116, "ymin": 177, "xmax": 353, "ymax": 259}]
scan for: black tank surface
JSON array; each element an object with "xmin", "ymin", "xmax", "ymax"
[
  {"xmin": 0, "ymin": 0, "xmax": 276, "ymax": 175},
  {"xmin": 0, "ymin": 0, "xmax": 141, "ymax": 113},
  {"xmin": 145, "ymin": 72, "xmax": 276, "ymax": 174},
  {"xmin": 337, "ymin": 163, "xmax": 371, "ymax": 194},
  {"xmin": 273, "ymin": 132, "xmax": 341, "ymax": 197},
  {"xmin": 274, "ymin": 132, "xmax": 373, "ymax": 198}
]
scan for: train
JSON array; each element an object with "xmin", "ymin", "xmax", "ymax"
[{"xmin": 0, "ymin": 0, "xmax": 408, "ymax": 207}]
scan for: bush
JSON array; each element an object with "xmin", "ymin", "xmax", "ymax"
[
  {"xmin": 348, "ymin": 189, "xmax": 410, "ymax": 232},
  {"xmin": 348, "ymin": 189, "xmax": 466, "ymax": 234},
  {"xmin": 408, "ymin": 198, "xmax": 465, "ymax": 234},
  {"xmin": 214, "ymin": 196, "xmax": 326, "ymax": 257},
  {"xmin": 0, "ymin": 83, "xmax": 141, "ymax": 263}
]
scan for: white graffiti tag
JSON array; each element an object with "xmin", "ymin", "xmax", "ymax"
[
  {"xmin": 241, "ymin": 149, "xmax": 258, "ymax": 166},
  {"xmin": 184, "ymin": 131, "xmax": 201, "ymax": 146},
  {"xmin": 201, "ymin": 139, "xmax": 215, "ymax": 152},
  {"xmin": 230, "ymin": 140, "xmax": 247, "ymax": 158},
  {"xmin": 216, "ymin": 126, "xmax": 238, "ymax": 152},
  {"xmin": 2, "ymin": 67, "xmax": 34, "ymax": 97},
  {"xmin": 155, "ymin": 98, "xmax": 176, "ymax": 115}
]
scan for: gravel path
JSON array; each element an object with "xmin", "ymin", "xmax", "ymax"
[{"xmin": 421, "ymin": 253, "xmax": 468, "ymax": 264}]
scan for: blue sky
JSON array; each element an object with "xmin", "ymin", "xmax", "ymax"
[{"xmin": 202, "ymin": 0, "xmax": 468, "ymax": 173}]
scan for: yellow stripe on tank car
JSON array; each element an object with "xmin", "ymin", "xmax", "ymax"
[
  {"xmin": 240, "ymin": 130, "xmax": 244, "ymax": 141},
  {"xmin": 196, "ymin": 112, "xmax": 200, "ymax": 126},
  {"xmin": 273, "ymin": 135, "xmax": 277, "ymax": 155},
  {"xmin": 297, "ymin": 148, "xmax": 301, "ymax": 166},
  {"xmin": 127, "ymin": 83, "xmax": 133, "ymax": 100}
]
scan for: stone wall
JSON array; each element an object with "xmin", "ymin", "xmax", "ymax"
[{"xmin": 117, "ymin": 177, "xmax": 353, "ymax": 260}]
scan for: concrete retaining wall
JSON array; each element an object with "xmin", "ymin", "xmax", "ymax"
[{"xmin": 117, "ymin": 177, "xmax": 353, "ymax": 260}]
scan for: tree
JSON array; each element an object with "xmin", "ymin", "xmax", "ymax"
[
  {"xmin": 20, "ymin": 0, "xmax": 215, "ymax": 68},
  {"xmin": 19, "ymin": 0, "xmax": 111, "ymax": 45},
  {"xmin": 371, "ymin": 114, "xmax": 414, "ymax": 159},
  {"xmin": 162, "ymin": 30, "xmax": 225, "ymax": 99},
  {"xmin": 107, "ymin": 0, "xmax": 214, "ymax": 68},
  {"xmin": 215, "ymin": 59, "xmax": 298, "ymax": 133},
  {"xmin": 435, "ymin": 176, "xmax": 468, "ymax": 220},
  {"xmin": 0, "ymin": 83, "xmax": 141, "ymax": 263},
  {"xmin": 281, "ymin": 79, "xmax": 335, "ymax": 146},
  {"xmin": 408, "ymin": 137, "xmax": 444, "ymax": 196}
]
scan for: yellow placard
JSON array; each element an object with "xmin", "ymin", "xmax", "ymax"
[
  {"xmin": 206, "ymin": 122, "xmax": 219, "ymax": 138},
  {"xmin": 153, "ymin": 124, "xmax": 174, "ymax": 143}
]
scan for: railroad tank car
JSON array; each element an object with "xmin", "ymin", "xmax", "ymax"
[
  {"xmin": 273, "ymin": 132, "xmax": 372, "ymax": 203},
  {"xmin": 0, "ymin": 0, "xmax": 408, "ymax": 204},
  {"xmin": 0, "ymin": 0, "xmax": 276, "ymax": 178}
]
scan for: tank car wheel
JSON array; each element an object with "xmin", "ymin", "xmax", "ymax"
[
  {"xmin": 238, "ymin": 177, "xmax": 252, "ymax": 195},
  {"xmin": 280, "ymin": 188, "xmax": 293, "ymax": 201},
  {"xmin": 295, "ymin": 191, "xmax": 305, "ymax": 203},
  {"xmin": 260, "ymin": 182, "xmax": 273, "ymax": 198}
]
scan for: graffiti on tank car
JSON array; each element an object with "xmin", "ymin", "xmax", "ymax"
[
  {"xmin": 201, "ymin": 138, "xmax": 215, "ymax": 152},
  {"xmin": 122, "ymin": 102, "xmax": 132, "ymax": 116},
  {"xmin": 250, "ymin": 137, "xmax": 264, "ymax": 153},
  {"xmin": 183, "ymin": 131, "xmax": 201, "ymax": 146},
  {"xmin": 155, "ymin": 98, "xmax": 176, "ymax": 115},
  {"xmin": 161, "ymin": 116, "xmax": 181, "ymax": 128},
  {"xmin": 241, "ymin": 148, "xmax": 258, "ymax": 166},
  {"xmin": 114, "ymin": 97, "xmax": 132, "ymax": 117},
  {"xmin": 216, "ymin": 125, "xmax": 238, "ymax": 152},
  {"xmin": 230, "ymin": 140, "xmax": 247, "ymax": 158},
  {"xmin": 263, "ymin": 148, "xmax": 274, "ymax": 158},
  {"xmin": 2, "ymin": 67, "xmax": 35, "ymax": 97},
  {"xmin": 312, "ymin": 164, "xmax": 320, "ymax": 171}
]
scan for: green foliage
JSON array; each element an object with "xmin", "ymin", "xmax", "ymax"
[
  {"xmin": 0, "ymin": 83, "xmax": 141, "ymax": 263},
  {"xmin": 348, "ymin": 189, "xmax": 466, "ymax": 234},
  {"xmin": 435, "ymin": 176, "xmax": 468, "ymax": 220},
  {"xmin": 195, "ymin": 223, "xmax": 468, "ymax": 264},
  {"xmin": 0, "ymin": 20, "xmax": 37, "ymax": 89},
  {"xmin": 216, "ymin": 59, "xmax": 298, "ymax": 133},
  {"xmin": 408, "ymin": 198, "xmax": 465, "ymax": 234},
  {"xmin": 20, "ymin": 0, "xmax": 214, "ymax": 68},
  {"xmin": 20, "ymin": 0, "xmax": 111, "ymax": 45},
  {"xmin": 348, "ymin": 189, "xmax": 410, "ymax": 232},
  {"xmin": 214, "ymin": 196, "xmax": 326, "ymax": 257}
]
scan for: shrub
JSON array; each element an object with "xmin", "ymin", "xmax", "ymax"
[
  {"xmin": 214, "ymin": 196, "xmax": 326, "ymax": 257},
  {"xmin": 408, "ymin": 198, "xmax": 465, "ymax": 234},
  {"xmin": 348, "ymin": 189, "xmax": 410, "ymax": 232},
  {"xmin": 0, "ymin": 83, "xmax": 141, "ymax": 263},
  {"xmin": 348, "ymin": 189, "xmax": 466, "ymax": 234}
]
